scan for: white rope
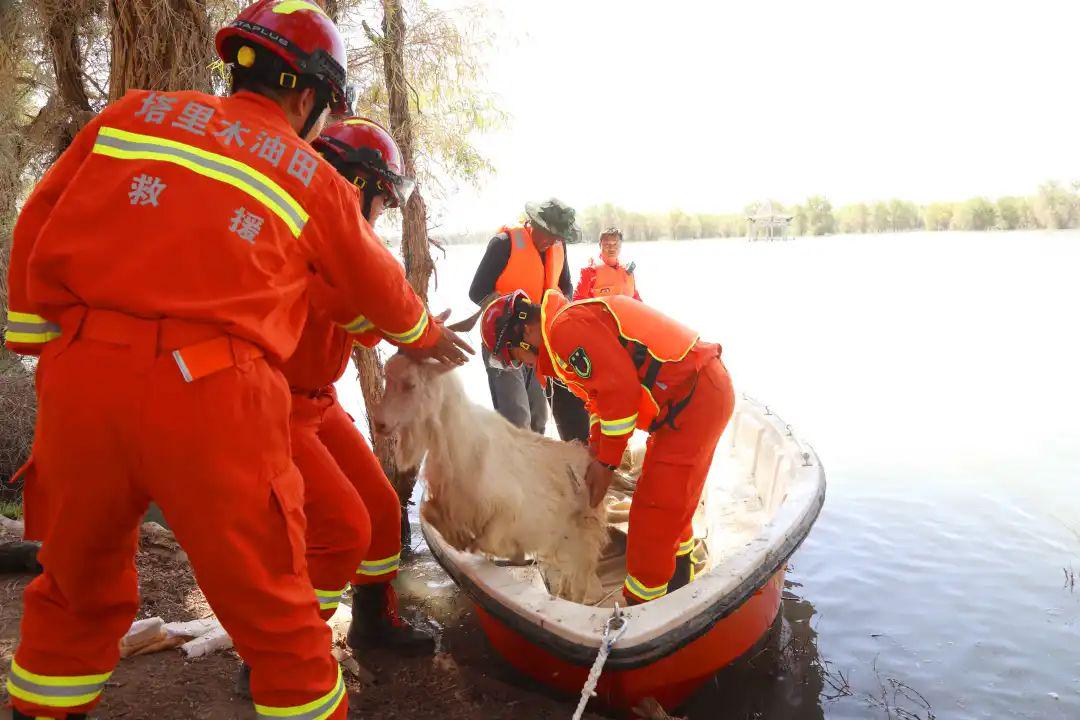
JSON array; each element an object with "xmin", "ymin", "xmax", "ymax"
[{"xmin": 571, "ymin": 604, "xmax": 629, "ymax": 720}]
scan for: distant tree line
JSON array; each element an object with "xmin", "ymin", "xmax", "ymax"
[{"xmin": 576, "ymin": 181, "xmax": 1080, "ymax": 242}]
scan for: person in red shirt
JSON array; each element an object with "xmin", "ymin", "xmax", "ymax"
[
  {"xmin": 573, "ymin": 227, "xmax": 642, "ymax": 301},
  {"xmin": 481, "ymin": 290, "xmax": 735, "ymax": 605},
  {"xmin": 2, "ymin": 3, "xmax": 467, "ymax": 718}
]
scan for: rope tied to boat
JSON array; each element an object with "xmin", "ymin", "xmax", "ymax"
[{"xmin": 571, "ymin": 603, "xmax": 629, "ymax": 720}]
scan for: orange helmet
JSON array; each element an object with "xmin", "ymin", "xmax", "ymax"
[
  {"xmin": 216, "ymin": 0, "xmax": 350, "ymax": 114},
  {"xmin": 313, "ymin": 118, "xmax": 415, "ymax": 208}
]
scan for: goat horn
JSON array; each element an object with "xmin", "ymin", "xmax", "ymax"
[{"xmin": 447, "ymin": 291, "xmax": 500, "ymax": 332}]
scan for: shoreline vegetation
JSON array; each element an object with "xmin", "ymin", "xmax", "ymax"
[{"xmin": 429, "ymin": 180, "xmax": 1080, "ymax": 246}]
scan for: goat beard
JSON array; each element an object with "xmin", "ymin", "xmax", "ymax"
[{"xmin": 392, "ymin": 423, "xmax": 427, "ymax": 470}]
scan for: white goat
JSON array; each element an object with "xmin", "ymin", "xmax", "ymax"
[{"xmin": 372, "ymin": 354, "xmax": 607, "ymax": 603}]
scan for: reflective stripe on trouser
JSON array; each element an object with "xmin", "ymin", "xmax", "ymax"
[
  {"xmin": 291, "ymin": 393, "xmax": 404, "ymax": 617},
  {"xmin": 5, "ymin": 310, "xmax": 61, "ymax": 346},
  {"xmin": 10, "ymin": 330, "xmax": 344, "ymax": 718},
  {"xmin": 623, "ymin": 574, "xmax": 668, "ymax": 602},
  {"xmin": 5, "ymin": 659, "xmax": 110, "ymax": 710},
  {"xmin": 255, "ymin": 666, "xmax": 345, "ymax": 720},
  {"xmin": 315, "ymin": 586, "xmax": 347, "ymax": 613},
  {"xmin": 357, "ymin": 552, "xmax": 400, "ymax": 580},
  {"xmin": 623, "ymin": 358, "xmax": 734, "ymax": 605}
]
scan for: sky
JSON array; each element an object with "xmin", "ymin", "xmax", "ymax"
[{"xmin": 419, "ymin": 0, "xmax": 1080, "ymax": 233}]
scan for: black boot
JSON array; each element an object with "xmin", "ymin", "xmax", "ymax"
[
  {"xmin": 668, "ymin": 553, "xmax": 693, "ymax": 593},
  {"xmin": 234, "ymin": 661, "xmax": 251, "ymax": 700},
  {"xmin": 346, "ymin": 583, "xmax": 435, "ymax": 656},
  {"xmin": 12, "ymin": 711, "xmax": 86, "ymax": 719}
]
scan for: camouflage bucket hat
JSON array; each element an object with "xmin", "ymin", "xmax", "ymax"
[{"xmin": 524, "ymin": 198, "xmax": 580, "ymax": 242}]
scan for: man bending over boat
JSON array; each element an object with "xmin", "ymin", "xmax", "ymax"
[{"xmin": 480, "ymin": 290, "xmax": 735, "ymax": 604}]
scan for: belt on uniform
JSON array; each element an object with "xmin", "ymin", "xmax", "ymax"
[
  {"xmin": 67, "ymin": 306, "xmax": 263, "ymax": 383},
  {"xmin": 290, "ymin": 385, "xmax": 333, "ymax": 400}
]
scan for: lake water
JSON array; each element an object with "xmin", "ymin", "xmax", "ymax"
[{"xmin": 337, "ymin": 230, "xmax": 1080, "ymax": 719}]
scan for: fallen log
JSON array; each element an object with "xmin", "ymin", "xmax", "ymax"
[{"xmin": 0, "ymin": 540, "xmax": 41, "ymax": 574}]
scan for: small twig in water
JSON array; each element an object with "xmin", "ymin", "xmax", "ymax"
[
  {"xmin": 865, "ymin": 656, "xmax": 936, "ymax": 720},
  {"xmin": 818, "ymin": 658, "xmax": 853, "ymax": 702}
]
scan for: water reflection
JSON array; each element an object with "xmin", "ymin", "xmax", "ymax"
[{"xmin": 682, "ymin": 579, "xmax": 825, "ymax": 720}]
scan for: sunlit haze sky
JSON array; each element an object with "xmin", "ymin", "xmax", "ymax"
[{"xmin": 405, "ymin": 0, "xmax": 1079, "ymax": 234}]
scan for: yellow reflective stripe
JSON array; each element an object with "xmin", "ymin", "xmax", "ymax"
[
  {"xmin": 6, "ymin": 680, "xmax": 101, "ymax": 709},
  {"xmin": 7, "ymin": 659, "xmax": 111, "ymax": 709},
  {"xmin": 624, "ymin": 574, "xmax": 667, "ymax": 601},
  {"xmin": 8, "ymin": 311, "xmax": 49, "ymax": 324},
  {"xmin": 10, "ymin": 660, "xmax": 110, "ymax": 687},
  {"xmin": 342, "ymin": 118, "xmax": 381, "ymax": 129},
  {"xmin": 382, "ymin": 310, "xmax": 429, "ymax": 345},
  {"xmin": 357, "ymin": 551, "xmax": 401, "ymax": 577},
  {"xmin": 342, "ymin": 314, "xmax": 375, "ymax": 334},
  {"xmin": 676, "ymin": 538, "xmax": 695, "ymax": 556},
  {"xmin": 314, "ymin": 586, "xmax": 346, "ymax": 611},
  {"xmin": 588, "ymin": 413, "xmax": 600, "ymax": 427},
  {"xmin": 92, "ymin": 126, "xmax": 308, "ymax": 238},
  {"xmin": 255, "ymin": 666, "xmax": 344, "ymax": 720},
  {"xmin": 6, "ymin": 330, "xmax": 60, "ymax": 344},
  {"xmin": 6, "ymin": 310, "xmax": 61, "ymax": 344},
  {"xmin": 273, "ymin": 0, "xmax": 328, "ymax": 16},
  {"xmin": 600, "ymin": 413, "xmax": 637, "ymax": 437}
]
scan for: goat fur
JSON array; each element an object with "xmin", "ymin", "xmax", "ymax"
[{"xmin": 374, "ymin": 354, "xmax": 607, "ymax": 603}]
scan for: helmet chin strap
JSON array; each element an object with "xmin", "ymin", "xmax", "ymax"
[{"xmin": 298, "ymin": 86, "xmax": 331, "ymax": 140}]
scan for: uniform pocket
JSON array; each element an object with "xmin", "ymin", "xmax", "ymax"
[
  {"xmin": 14, "ymin": 458, "xmax": 51, "ymax": 543},
  {"xmin": 268, "ymin": 464, "xmax": 308, "ymax": 575}
]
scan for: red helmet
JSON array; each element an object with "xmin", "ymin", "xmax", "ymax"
[
  {"xmin": 481, "ymin": 291, "xmax": 534, "ymax": 369},
  {"xmin": 216, "ymin": 0, "xmax": 350, "ymax": 114},
  {"xmin": 313, "ymin": 118, "xmax": 416, "ymax": 208}
]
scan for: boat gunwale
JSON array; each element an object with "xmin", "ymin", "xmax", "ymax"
[{"xmin": 421, "ymin": 396, "xmax": 826, "ymax": 669}]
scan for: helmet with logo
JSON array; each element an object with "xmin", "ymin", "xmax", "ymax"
[
  {"xmin": 216, "ymin": 0, "xmax": 351, "ymax": 116},
  {"xmin": 481, "ymin": 290, "xmax": 537, "ymax": 370},
  {"xmin": 313, "ymin": 117, "xmax": 416, "ymax": 208}
]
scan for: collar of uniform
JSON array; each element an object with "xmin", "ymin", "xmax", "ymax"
[
  {"xmin": 230, "ymin": 91, "xmax": 296, "ymax": 135},
  {"xmin": 537, "ymin": 290, "xmax": 569, "ymax": 381}
]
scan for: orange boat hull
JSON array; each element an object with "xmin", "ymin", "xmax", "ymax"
[{"xmin": 474, "ymin": 566, "xmax": 786, "ymax": 713}]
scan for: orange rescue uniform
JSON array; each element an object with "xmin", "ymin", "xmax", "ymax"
[
  {"xmin": 573, "ymin": 257, "xmax": 640, "ymax": 301},
  {"xmin": 535, "ymin": 291, "xmax": 735, "ymax": 604},
  {"xmin": 278, "ymin": 303, "xmax": 414, "ymax": 620},
  {"xmin": 494, "ymin": 225, "xmax": 565, "ymax": 302},
  {"xmin": 3, "ymin": 89, "xmax": 435, "ymax": 719}
]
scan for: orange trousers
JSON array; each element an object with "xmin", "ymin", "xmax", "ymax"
[
  {"xmin": 291, "ymin": 387, "xmax": 403, "ymax": 620},
  {"xmin": 7, "ymin": 309, "xmax": 345, "ymax": 719},
  {"xmin": 623, "ymin": 357, "xmax": 735, "ymax": 604}
]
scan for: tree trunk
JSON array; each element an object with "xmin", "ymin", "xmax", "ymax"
[
  {"xmin": 382, "ymin": 0, "xmax": 434, "ymax": 302},
  {"xmin": 0, "ymin": 0, "xmax": 28, "ymax": 372},
  {"xmin": 108, "ymin": 0, "xmax": 213, "ymax": 100},
  {"xmin": 348, "ymin": 0, "xmax": 437, "ymax": 521}
]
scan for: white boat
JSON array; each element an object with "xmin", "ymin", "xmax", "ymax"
[{"xmin": 421, "ymin": 394, "xmax": 826, "ymax": 712}]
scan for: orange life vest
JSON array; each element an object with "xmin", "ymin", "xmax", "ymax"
[
  {"xmin": 495, "ymin": 225, "xmax": 565, "ymax": 302},
  {"xmin": 541, "ymin": 291, "xmax": 699, "ymax": 428},
  {"xmin": 589, "ymin": 257, "xmax": 636, "ymax": 298}
]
